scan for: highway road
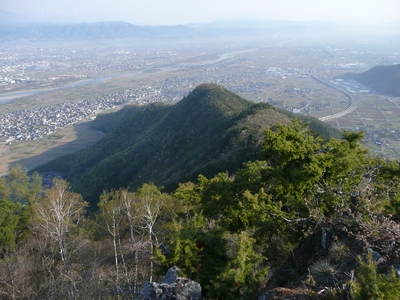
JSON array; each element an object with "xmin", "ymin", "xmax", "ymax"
[{"xmin": 310, "ymin": 64, "xmax": 358, "ymax": 122}]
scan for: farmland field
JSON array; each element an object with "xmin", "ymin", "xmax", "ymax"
[{"xmin": 1, "ymin": 36, "xmax": 400, "ymax": 173}]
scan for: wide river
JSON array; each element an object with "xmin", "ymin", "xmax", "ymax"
[
  {"xmin": 0, "ymin": 48, "xmax": 265, "ymax": 105},
  {"xmin": 0, "ymin": 74, "xmax": 121, "ymax": 104}
]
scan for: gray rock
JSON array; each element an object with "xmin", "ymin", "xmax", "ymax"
[
  {"xmin": 141, "ymin": 266, "xmax": 201, "ymax": 300},
  {"xmin": 162, "ymin": 265, "xmax": 181, "ymax": 284},
  {"xmin": 394, "ymin": 264, "xmax": 400, "ymax": 278},
  {"xmin": 367, "ymin": 248, "xmax": 385, "ymax": 264}
]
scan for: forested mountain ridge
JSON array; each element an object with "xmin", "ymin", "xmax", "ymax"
[
  {"xmin": 35, "ymin": 83, "xmax": 339, "ymax": 207},
  {"xmin": 338, "ymin": 63, "xmax": 400, "ymax": 97},
  {"xmin": 4, "ymin": 106, "xmax": 400, "ymax": 298}
]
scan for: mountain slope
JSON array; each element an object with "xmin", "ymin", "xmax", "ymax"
[
  {"xmin": 2, "ymin": 19, "xmax": 394, "ymax": 42},
  {"xmin": 35, "ymin": 83, "xmax": 339, "ymax": 206},
  {"xmin": 0, "ymin": 21, "xmax": 194, "ymax": 41},
  {"xmin": 338, "ymin": 64, "xmax": 400, "ymax": 97}
]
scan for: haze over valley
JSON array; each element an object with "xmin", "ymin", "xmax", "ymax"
[
  {"xmin": 0, "ymin": 12, "xmax": 399, "ymax": 173},
  {"xmin": 2, "ymin": 2, "xmax": 400, "ymax": 299}
]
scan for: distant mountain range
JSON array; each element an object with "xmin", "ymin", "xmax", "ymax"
[
  {"xmin": 337, "ymin": 64, "xmax": 400, "ymax": 97},
  {"xmin": 0, "ymin": 21, "xmax": 195, "ymax": 41},
  {"xmin": 1, "ymin": 9, "xmax": 399, "ymax": 41},
  {"xmin": 34, "ymin": 83, "xmax": 339, "ymax": 207}
]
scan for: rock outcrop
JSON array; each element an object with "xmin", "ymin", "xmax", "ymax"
[{"xmin": 141, "ymin": 266, "xmax": 201, "ymax": 300}]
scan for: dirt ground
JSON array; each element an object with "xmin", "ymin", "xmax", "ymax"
[{"xmin": 0, "ymin": 120, "xmax": 104, "ymax": 174}]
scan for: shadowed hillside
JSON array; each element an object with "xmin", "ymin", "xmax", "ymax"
[
  {"xmin": 338, "ymin": 64, "xmax": 400, "ymax": 97},
  {"xmin": 35, "ymin": 83, "xmax": 339, "ymax": 207}
]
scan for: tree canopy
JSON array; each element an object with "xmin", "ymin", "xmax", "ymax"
[{"xmin": 2, "ymin": 121, "xmax": 400, "ymax": 299}]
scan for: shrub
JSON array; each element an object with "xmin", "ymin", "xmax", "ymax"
[{"xmin": 351, "ymin": 253, "xmax": 400, "ymax": 300}]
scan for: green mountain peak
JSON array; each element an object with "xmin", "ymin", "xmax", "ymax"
[{"xmin": 35, "ymin": 84, "xmax": 339, "ymax": 207}]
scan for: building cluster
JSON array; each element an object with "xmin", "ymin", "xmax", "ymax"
[
  {"xmin": 333, "ymin": 79, "xmax": 371, "ymax": 94},
  {"xmin": 0, "ymin": 76, "xmax": 31, "ymax": 85},
  {"xmin": 0, "ymin": 67, "xmax": 274, "ymax": 143},
  {"xmin": 0, "ymin": 40, "xmax": 185, "ymax": 87},
  {"xmin": 0, "ymin": 97, "xmax": 121, "ymax": 142},
  {"xmin": 0, "ymin": 82, "xmax": 180, "ymax": 142},
  {"xmin": 265, "ymin": 67, "xmax": 309, "ymax": 78}
]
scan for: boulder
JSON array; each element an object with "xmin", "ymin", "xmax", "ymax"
[{"xmin": 141, "ymin": 266, "xmax": 201, "ymax": 300}]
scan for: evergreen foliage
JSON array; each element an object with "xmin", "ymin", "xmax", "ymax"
[
  {"xmin": 352, "ymin": 253, "xmax": 400, "ymax": 299},
  {"xmin": 155, "ymin": 119, "xmax": 398, "ymax": 298},
  {"xmin": 34, "ymin": 84, "xmax": 339, "ymax": 208},
  {"xmin": 0, "ymin": 198, "xmax": 21, "ymax": 251},
  {"xmin": 6, "ymin": 84, "xmax": 400, "ymax": 298},
  {"xmin": 215, "ymin": 231, "xmax": 269, "ymax": 299}
]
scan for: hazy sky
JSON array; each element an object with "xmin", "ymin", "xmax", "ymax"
[{"xmin": 1, "ymin": 0, "xmax": 400, "ymax": 26}]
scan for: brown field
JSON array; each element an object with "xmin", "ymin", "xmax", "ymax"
[{"xmin": 0, "ymin": 120, "xmax": 104, "ymax": 174}]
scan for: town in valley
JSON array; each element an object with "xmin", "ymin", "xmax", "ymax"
[{"xmin": 0, "ymin": 24, "xmax": 399, "ymax": 173}]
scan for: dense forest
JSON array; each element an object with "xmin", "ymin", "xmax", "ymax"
[
  {"xmin": 2, "ymin": 121, "xmax": 400, "ymax": 299},
  {"xmin": 2, "ymin": 84, "xmax": 400, "ymax": 299},
  {"xmin": 35, "ymin": 84, "xmax": 340, "ymax": 208}
]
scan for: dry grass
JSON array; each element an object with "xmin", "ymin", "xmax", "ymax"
[
  {"xmin": 310, "ymin": 259, "xmax": 336, "ymax": 285},
  {"xmin": 329, "ymin": 241, "xmax": 350, "ymax": 263}
]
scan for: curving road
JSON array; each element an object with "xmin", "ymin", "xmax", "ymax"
[{"xmin": 311, "ymin": 63, "xmax": 358, "ymax": 122}]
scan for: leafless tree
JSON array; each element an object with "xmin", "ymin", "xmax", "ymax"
[
  {"xmin": 136, "ymin": 184, "xmax": 164, "ymax": 283},
  {"xmin": 31, "ymin": 178, "xmax": 87, "ymax": 298}
]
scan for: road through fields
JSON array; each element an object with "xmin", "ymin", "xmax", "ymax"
[{"xmin": 311, "ymin": 65, "xmax": 358, "ymax": 122}]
